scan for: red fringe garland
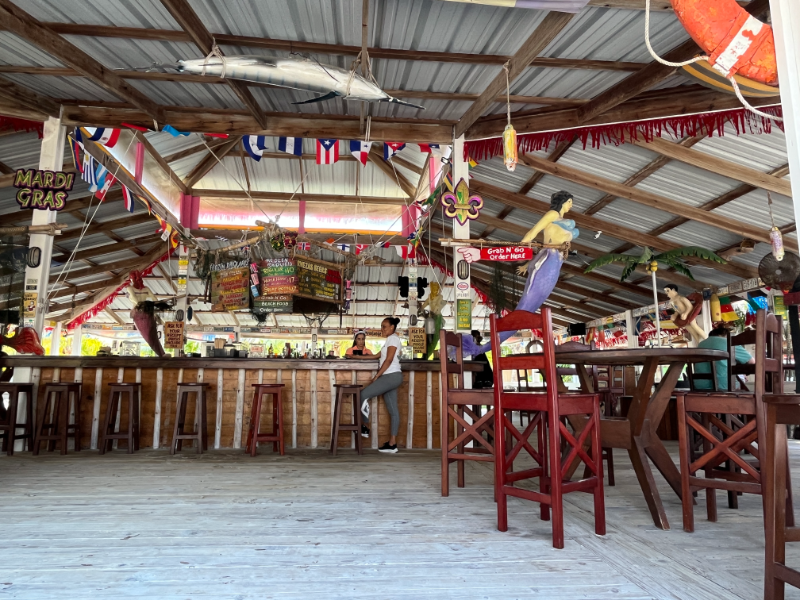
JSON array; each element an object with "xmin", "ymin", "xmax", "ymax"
[
  {"xmin": 65, "ymin": 251, "xmax": 172, "ymax": 331},
  {"xmin": 0, "ymin": 117, "xmax": 44, "ymax": 138},
  {"xmin": 466, "ymin": 105, "xmax": 784, "ymax": 162}
]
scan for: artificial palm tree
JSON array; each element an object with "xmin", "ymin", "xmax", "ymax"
[{"xmin": 584, "ymin": 246, "xmax": 726, "ymax": 345}]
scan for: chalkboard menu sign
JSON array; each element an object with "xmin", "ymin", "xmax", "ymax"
[
  {"xmin": 260, "ymin": 258, "xmax": 298, "ymax": 296},
  {"xmin": 295, "ymin": 257, "xmax": 342, "ymax": 304},
  {"xmin": 210, "ymin": 266, "xmax": 249, "ymax": 311},
  {"xmin": 253, "ymin": 294, "xmax": 293, "ymax": 315}
]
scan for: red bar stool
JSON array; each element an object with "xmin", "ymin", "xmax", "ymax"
[
  {"xmin": 330, "ymin": 384, "xmax": 363, "ymax": 456},
  {"xmin": 246, "ymin": 384, "xmax": 285, "ymax": 456},
  {"xmin": 32, "ymin": 382, "xmax": 82, "ymax": 455},
  {"xmin": 170, "ymin": 383, "xmax": 209, "ymax": 455},
  {"xmin": 0, "ymin": 383, "xmax": 34, "ymax": 455},
  {"xmin": 99, "ymin": 383, "xmax": 141, "ymax": 455}
]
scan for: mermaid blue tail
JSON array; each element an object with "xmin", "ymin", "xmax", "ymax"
[{"xmin": 461, "ymin": 248, "xmax": 563, "ymax": 357}]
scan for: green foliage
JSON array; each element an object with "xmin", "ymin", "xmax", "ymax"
[{"xmin": 584, "ymin": 245, "xmax": 726, "ymax": 283}]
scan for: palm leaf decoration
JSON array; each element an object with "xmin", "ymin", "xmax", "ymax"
[{"xmin": 584, "ymin": 245, "xmax": 726, "ymax": 282}]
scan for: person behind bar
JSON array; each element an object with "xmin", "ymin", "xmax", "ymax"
[
  {"xmin": 345, "ymin": 330, "xmax": 374, "ymax": 357},
  {"xmin": 346, "ymin": 317, "xmax": 403, "ymax": 453}
]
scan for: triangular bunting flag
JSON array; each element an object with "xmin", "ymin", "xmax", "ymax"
[
  {"xmin": 84, "ymin": 127, "xmax": 120, "ymax": 148},
  {"xmin": 349, "ymin": 140, "xmax": 371, "ymax": 166},
  {"xmin": 384, "ymin": 142, "xmax": 406, "ymax": 161}
]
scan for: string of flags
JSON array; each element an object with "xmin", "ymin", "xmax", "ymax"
[{"xmin": 237, "ymin": 137, "xmax": 447, "ymax": 165}]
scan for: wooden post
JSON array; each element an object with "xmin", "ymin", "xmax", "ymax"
[
  {"xmin": 71, "ymin": 326, "xmax": 82, "ymax": 356},
  {"xmin": 49, "ymin": 321, "xmax": 62, "ymax": 355},
  {"xmin": 625, "ymin": 310, "xmax": 637, "ymax": 348},
  {"xmin": 771, "ymin": 0, "xmax": 800, "ymax": 231},
  {"xmin": 214, "ymin": 368, "xmax": 223, "ymax": 449},
  {"xmin": 153, "ymin": 368, "xmax": 163, "ymax": 448}
]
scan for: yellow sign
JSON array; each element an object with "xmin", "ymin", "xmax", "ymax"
[
  {"xmin": 23, "ymin": 292, "xmax": 37, "ymax": 317},
  {"xmin": 408, "ymin": 327, "xmax": 426, "ymax": 355},
  {"xmin": 456, "ymin": 299, "xmax": 472, "ymax": 331},
  {"xmin": 164, "ymin": 321, "xmax": 185, "ymax": 350}
]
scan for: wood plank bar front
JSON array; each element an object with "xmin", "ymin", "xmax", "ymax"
[{"xmin": 1, "ymin": 357, "xmax": 467, "ymax": 451}]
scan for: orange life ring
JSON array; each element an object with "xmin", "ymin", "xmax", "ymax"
[{"xmin": 671, "ymin": 0, "xmax": 778, "ymax": 86}]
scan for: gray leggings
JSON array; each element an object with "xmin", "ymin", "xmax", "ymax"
[{"xmin": 360, "ymin": 372, "xmax": 403, "ymax": 436}]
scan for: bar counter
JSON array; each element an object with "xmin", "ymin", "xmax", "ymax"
[{"xmin": 0, "ymin": 356, "xmax": 477, "ymax": 451}]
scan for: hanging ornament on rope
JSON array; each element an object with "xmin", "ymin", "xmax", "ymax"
[
  {"xmin": 767, "ymin": 192, "xmax": 784, "ymax": 261},
  {"xmin": 502, "ymin": 61, "xmax": 518, "ymax": 172}
]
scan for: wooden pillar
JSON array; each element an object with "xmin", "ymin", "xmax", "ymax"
[
  {"xmin": 49, "ymin": 321, "xmax": 62, "ymax": 356},
  {"xmin": 452, "ymin": 134, "xmax": 471, "ymax": 333},
  {"xmin": 24, "ymin": 116, "xmax": 66, "ymax": 335},
  {"xmin": 771, "ymin": 0, "xmax": 800, "ymax": 231}
]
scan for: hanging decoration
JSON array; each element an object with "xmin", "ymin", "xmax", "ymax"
[
  {"xmin": 0, "ymin": 116, "xmax": 43, "ymax": 137},
  {"xmin": 440, "ymin": 178, "xmax": 484, "ymax": 226},
  {"xmin": 465, "ymin": 105, "xmax": 782, "ymax": 162},
  {"xmin": 501, "ymin": 61, "xmax": 518, "ymax": 171},
  {"xmin": 767, "ymin": 192, "xmax": 784, "ymax": 261}
]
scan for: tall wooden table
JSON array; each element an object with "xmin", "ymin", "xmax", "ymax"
[{"xmin": 555, "ymin": 347, "xmax": 728, "ymax": 530}]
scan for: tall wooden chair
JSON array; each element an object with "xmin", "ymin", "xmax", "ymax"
[
  {"xmin": 676, "ymin": 310, "xmax": 793, "ymax": 532},
  {"xmin": 491, "ymin": 308, "xmax": 605, "ymax": 549},
  {"xmin": 439, "ymin": 330, "xmax": 495, "ymax": 497}
]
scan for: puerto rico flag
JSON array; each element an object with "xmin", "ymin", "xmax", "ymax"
[
  {"xmin": 279, "ymin": 137, "xmax": 303, "ymax": 156},
  {"xmin": 317, "ymin": 139, "xmax": 340, "ymax": 164},
  {"xmin": 84, "ymin": 127, "xmax": 120, "ymax": 148},
  {"xmin": 349, "ymin": 140, "xmax": 371, "ymax": 166},
  {"xmin": 384, "ymin": 142, "xmax": 406, "ymax": 161},
  {"xmin": 243, "ymin": 135, "xmax": 268, "ymax": 161},
  {"xmin": 121, "ymin": 186, "xmax": 135, "ymax": 212},
  {"xmin": 96, "ymin": 173, "xmax": 117, "ymax": 201}
]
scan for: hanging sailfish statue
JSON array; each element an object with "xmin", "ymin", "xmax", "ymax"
[{"xmin": 166, "ymin": 55, "xmax": 425, "ymax": 109}]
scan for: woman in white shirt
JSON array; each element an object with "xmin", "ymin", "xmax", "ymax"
[{"xmin": 346, "ymin": 316, "xmax": 403, "ymax": 453}]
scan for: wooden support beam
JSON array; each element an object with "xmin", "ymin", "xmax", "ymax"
[
  {"xmin": 0, "ymin": 0, "xmax": 164, "ymax": 123},
  {"xmin": 0, "ymin": 22, "xmax": 647, "ymax": 71},
  {"xmin": 634, "ymin": 137, "xmax": 792, "ymax": 197},
  {"xmin": 159, "ymin": 0, "xmax": 267, "ymax": 129},
  {"xmin": 49, "ymin": 249, "xmax": 160, "ymax": 284},
  {"xmin": 469, "ymin": 178, "xmax": 759, "ymax": 279},
  {"xmin": 555, "ymin": 280, "xmax": 639, "ymax": 311},
  {"xmin": 164, "ymin": 139, "xmax": 229, "ymax": 163},
  {"xmin": 455, "ymin": 11, "xmax": 575, "ymax": 137},
  {"xmin": 0, "ymin": 76, "xmax": 59, "ymax": 116},
  {"xmin": 104, "ymin": 307, "xmax": 126, "ymax": 325},
  {"xmin": 561, "ymin": 263, "xmax": 667, "ymax": 301},
  {"xmin": 58, "ymin": 213, "xmax": 152, "ymax": 242},
  {"xmin": 519, "ymin": 154, "xmax": 791, "ymax": 249},
  {"xmin": 193, "ymin": 189, "xmax": 407, "ymax": 205},
  {"xmin": 134, "ymin": 131, "xmax": 188, "ymax": 194},
  {"xmin": 52, "ymin": 235, "xmax": 162, "ymax": 264},
  {"xmin": 368, "ymin": 148, "xmax": 416, "ymax": 198},
  {"xmin": 519, "ymin": 138, "xmax": 576, "ymax": 195},
  {"xmin": 184, "ymin": 136, "xmax": 241, "ymax": 189}
]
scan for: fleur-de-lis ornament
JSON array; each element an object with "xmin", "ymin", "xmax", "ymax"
[{"xmin": 441, "ymin": 178, "xmax": 483, "ymax": 226}]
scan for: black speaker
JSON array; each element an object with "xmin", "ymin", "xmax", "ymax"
[{"xmin": 568, "ymin": 323, "xmax": 587, "ymax": 336}]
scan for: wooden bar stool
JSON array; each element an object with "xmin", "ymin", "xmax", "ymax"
[
  {"xmin": 99, "ymin": 383, "xmax": 141, "ymax": 455},
  {"xmin": 171, "ymin": 383, "xmax": 209, "ymax": 455},
  {"xmin": 0, "ymin": 383, "xmax": 34, "ymax": 455},
  {"xmin": 246, "ymin": 384, "xmax": 285, "ymax": 456},
  {"xmin": 330, "ymin": 384, "xmax": 363, "ymax": 456},
  {"xmin": 32, "ymin": 382, "xmax": 82, "ymax": 455}
]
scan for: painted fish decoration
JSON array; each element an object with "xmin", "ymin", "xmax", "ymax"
[{"xmin": 174, "ymin": 55, "xmax": 425, "ymax": 109}]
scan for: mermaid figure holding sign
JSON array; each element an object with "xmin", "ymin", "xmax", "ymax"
[{"xmin": 461, "ymin": 190, "xmax": 578, "ymax": 357}]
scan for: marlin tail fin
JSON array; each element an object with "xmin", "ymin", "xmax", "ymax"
[
  {"xmin": 292, "ymin": 91, "xmax": 341, "ymax": 105},
  {"xmin": 385, "ymin": 96, "xmax": 425, "ymax": 110}
]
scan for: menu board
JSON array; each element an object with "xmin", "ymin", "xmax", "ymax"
[
  {"xmin": 163, "ymin": 321, "xmax": 185, "ymax": 349},
  {"xmin": 210, "ymin": 266, "xmax": 249, "ymax": 311},
  {"xmin": 253, "ymin": 294, "xmax": 293, "ymax": 315},
  {"xmin": 296, "ymin": 257, "xmax": 342, "ymax": 303},
  {"xmin": 260, "ymin": 258, "xmax": 298, "ymax": 296}
]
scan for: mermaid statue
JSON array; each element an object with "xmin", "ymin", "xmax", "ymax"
[
  {"xmin": 128, "ymin": 270, "xmax": 171, "ymax": 357},
  {"xmin": 462, "ymin": 190, "xmax": 578, "ymax": 357}
]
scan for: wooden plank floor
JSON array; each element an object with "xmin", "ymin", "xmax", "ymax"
[{"xmin": 2, "ymin": 442, "xmax": 799, "ymax": 599}]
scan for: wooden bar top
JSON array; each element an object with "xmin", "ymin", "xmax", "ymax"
[{"xmin": 0, "ymin": 356, "xmax": 482, "ymax": 371}]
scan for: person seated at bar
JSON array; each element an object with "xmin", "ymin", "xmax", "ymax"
[
  {"xmin": 346, "ymin": 317, "xmax": 403, "ymax": 454},
  {"xmin": 470, "ymin": 330, "xmax": 493, "ymax": 389},
  {"xmin": 694, "ymin": 326, "xmax": 754, "ymax": 391},
  {"xmin": 345, "ymin": 330, "xmax": 374, "ymax": 357}
]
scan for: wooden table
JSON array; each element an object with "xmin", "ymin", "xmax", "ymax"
[{"xmin": 556, "ymin": 347, "xmax": 728, "ymax": 530}]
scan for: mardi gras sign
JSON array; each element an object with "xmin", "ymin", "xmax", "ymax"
[
  {"xmin": 441, "ymin": 178, "xmax": 483, "ymax": 226},
  {"xmin": 457, "ymin": 246, "xmax": 533, "ymax": 263},
  {"xmin": 14, "ymin": 169, "xmax": 75, "ymax": 211}
]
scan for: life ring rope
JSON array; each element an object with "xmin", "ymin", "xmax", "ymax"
[{"xmin": 644, "ymin": 0, "xmax": 781, "ymax": 122}]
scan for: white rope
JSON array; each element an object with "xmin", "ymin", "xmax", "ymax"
[
  {"xmin": 730, "ymin": 76, "xmax": 783, "ymax": 121},
  {"xmin": 504, "ymin": 61, "xmax": 512, "ymax": 126},
  {"xmin": 202, "ymin": 42, "xmax": 228, "ymax": 78}
]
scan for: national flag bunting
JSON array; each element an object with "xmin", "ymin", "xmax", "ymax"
[
  {"xmin": 336, "ymin": 243, "xmax": 351, "ymax": 252},
  {"xmin": 418, "ymin": 144, "xmax": 439, "ymax": 153},
  {"xmin": 121, "ymin": 186, "xmax": 135, "ymax": 213},
  {"xmin": 384, "ymin": 142, "xmax": 406, "ymax": 161},
  {"xmin": 279, "ymin": 137, "xmax": 303, "ymax": 156},
  {"xmin": 85, "ymin": 127, "xmax": 120, "ymax": 148},
  {"xmin": 395, "ymin": 245, "xmax": 416, "ymax": 260},
  {"xmin": 243, "ymin": 135, "xmax": 268, "ymax": 161},
  {"xmin": 170, "ymin": 229, "xmax": 180, "ymax": 250},
  {"xmin": 355, "ymin": 244, "xmax": 369, "ymax": 255},
  {"xmin": 317, "ymin": 139, "xmax": 340, "ymax": 164},
  {"xmin": 718, "ymin": 296, "xmax": 738, "ymax": 322},
  {"xmin": 297, "ymin": 242, "xmax": 311, "ymax": 251},
  {"xmin": 70, "ymin": 134, "xmax": 83, "ymax": 174},
  {"xmin": 349, "ymin": 140, "xmax": 371, "ymax": 166},
  {"xmin": 374, "ymin": 241, "xmax": 390, "ymax": 248},
  {"xmin": 140, "ymin": 195, "xmax": 152, "ymax": 215},
  {"xmin": 96, "ymin": 173, "xmax": 117, "ymax": 201},
  {"xmin": 163, "ymin": 125, "xmax": 189, "ymax": 137},
  {"xmin": 93, "ymin": 164, "xmax": 108, "ymax": 195}
]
